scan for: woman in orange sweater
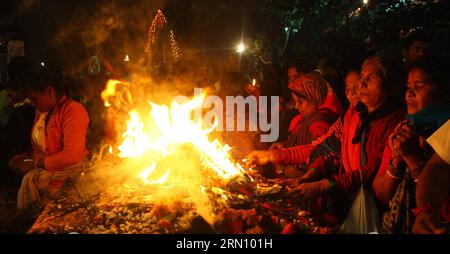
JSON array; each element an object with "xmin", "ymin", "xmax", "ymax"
[{"xmin": 9, "ymin": 63, "xmax": 89, "ymax": 211}]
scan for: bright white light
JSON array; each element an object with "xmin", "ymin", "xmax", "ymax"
[
  {"xmin": 40, "ymin": 62, "xmax": 45, "ymax": 67},
  {"xmin": 124, "ymin": 55, "xmax": 130, "ymax": 62},
  {"xmin": 236, "ymin": 43, "xmax": 246, "ymax": 53},
  {"xmin": 363, "ymin": 0, "xmax": 369, "ymax": 4}
]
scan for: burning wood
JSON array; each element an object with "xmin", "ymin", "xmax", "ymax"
[{"xmin": 29, "ymin": 161, "xmax": 331, "ymax": 234}]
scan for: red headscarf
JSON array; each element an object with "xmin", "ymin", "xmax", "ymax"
[{"xmin": 288, "ymin": 72, "xmax": 328, "ymax": 107}]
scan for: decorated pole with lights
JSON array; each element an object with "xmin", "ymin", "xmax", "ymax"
[{"xmin": 145, "ymin": 9, "xmax": 181, "ymax": 67}]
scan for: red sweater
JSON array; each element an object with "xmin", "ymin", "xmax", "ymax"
[
  {"xmin": 33, "ymin": 95, "xmax": 90, "ymax": 172},
  {"xmin": 332, "ymin": 105, "xmax": 404, "ymax": 193}
]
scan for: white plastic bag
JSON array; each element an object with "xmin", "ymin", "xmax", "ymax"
[{"xmin": 339, "ymin": 171, "xmax": 380, "ymax": 234}]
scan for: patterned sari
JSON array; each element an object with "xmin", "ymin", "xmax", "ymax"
[{"xmin": 382, "ymin": 172, "xmax": 415, "ymax": 234}]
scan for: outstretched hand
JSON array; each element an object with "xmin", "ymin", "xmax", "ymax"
[
  {"xmin": 246, "ymin": 150, "xmax": 275, "ymax": 166},
  {"xmin": 9, "ymin": 155, "xmax": 35, "ymax": 174},
  {"xmin": 275, "ymin": 177, "xmax": 305, "ymax": 187},
  {"xmin": 269, "ymin": 142, "xmax": 285, "ymax": 150},
  {"xmin": 287, "ymin": 179, "xmax": 330, "ymax": 200}
]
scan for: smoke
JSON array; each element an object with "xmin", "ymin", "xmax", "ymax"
[
  {"xmin": 48, "ymin": 0, "xmax": 165, "ymax": 48},
  {"xmin": 82, "ymin": 6, "xmax": 124, "ymax": 47},
  {"xmin": 14, "ymin": 0, "xmax": 40, "ymax": 16},
  {"xmin": 11, "ymin": 0, "xmax": 164, "ymax": 75}
]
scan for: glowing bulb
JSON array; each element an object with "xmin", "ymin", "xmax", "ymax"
[
  {"xmin": 236, "ymin": 43, "xmax": 246, "ymax": 53},
  {"xmin": 40, "ymin": 62, "xmax": 45, "ymax": 67},
  {"xmin": 252, "ymin": 79, "xmax": 256, "ymax": 86},
  {"xmin": 363, "ymin": 0, "xmax": 369, "ymax": 4},
  {"xmin": 124, "ymin": 55, "xmax": 130, "ymax": 62}
]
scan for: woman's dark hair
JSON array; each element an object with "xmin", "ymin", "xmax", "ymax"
[
  {"xmin": 15, "ymin": 61, "xmax": 66, "ymax": 95},
  {"xmin": 409, "ymin": 57, "xmax": 449, "ymax": 95}
]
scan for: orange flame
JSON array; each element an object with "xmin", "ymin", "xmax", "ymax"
[
  {"xmin": 101, "ymin": 80, "xmax": 121, "ymax": 107},
  {"xmin": 114, "ymin": 92, "xmax": 243, "ymax": 182},
  {"xmin": 100, "ymin": 80, "xmax": 245, "ymax": 222}
]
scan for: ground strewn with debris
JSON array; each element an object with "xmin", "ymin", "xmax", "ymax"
[
  {"xmin": 0, "ymin": 185, "xmax": 37, "ymax": 234},
  {"xmin": 26, "ymin": 175, "xmax": 333, "ymax": 234}
]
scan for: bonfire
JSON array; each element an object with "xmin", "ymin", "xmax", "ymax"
[{"xmin": 29, "ymin": 79, "xmax": 331, "ymax": 234}]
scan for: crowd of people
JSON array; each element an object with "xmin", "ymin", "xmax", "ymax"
[
  {"xmin": 0, "ymin": 30, "xmax": 448, "ymax": 234},
  {"xmin": 246, "ymin": 31, "xmax": 449, "ymax": 234}
]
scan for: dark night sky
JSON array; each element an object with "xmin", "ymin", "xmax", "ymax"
[
  {"xmin": 3, "ymin": 0, "xmax": 449, "ymax": 76},
  {"xmin": 1, "ymin": 0, "xmax": 261, "ymax": 72}
]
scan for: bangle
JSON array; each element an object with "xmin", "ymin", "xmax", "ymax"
[
  {"xmin": 386, "ymin": 169, "xmax": 403, "ymax": 179},
  {"xmin": 388, "ymin": 159, "xmax": 400, "ymax": 171},
  {"xmin": 387, "ymin": 159, "xmax": 404, "ymax": 178},
  {"xmin": 412, "ymin": 206, "xmax": 436, "ymax": 217}
]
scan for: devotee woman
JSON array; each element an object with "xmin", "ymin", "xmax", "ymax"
[
  {"xmin": 372, "ymin": 58, "xmax": 450, "ymax": 233},
  {"xmin": 344, "ymin": 70, "xmax": 361, "ymax": 107},
  {"xmin": 8, "ymin": 63, "xmax": 90, "ymax": 211},
  {"xmin": 247, "ymin": 71, "xmax": 339, "ymax": 178}
]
